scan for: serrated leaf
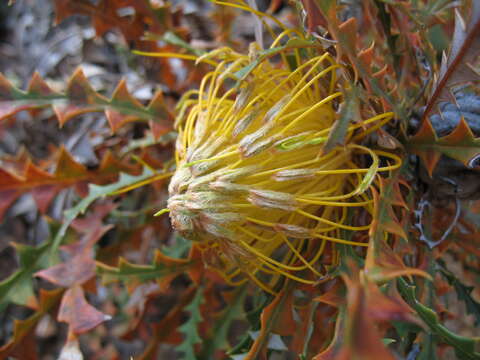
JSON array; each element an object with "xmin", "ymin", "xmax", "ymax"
[
  {"xmin": 36, "ymin": 225, "xmax": 112, "ymax": 288},
  {"xmin": 0, "ymin": 147, "xmax": 138, "ymax": 221},
  {"xmin": 408, "ymin": 117, "xmax": 480, "ymax": 175},
  {"xmin": 398, "ymin": 278, "xmax": 480, "ymax": 360},
  {"xmin": 369, "ymin": 176, "xmax": 407, "ymax": 248},
  {"xmin": 177, "ymin": 286, "xmax": 204, "ymax": 360},
  {"xmin": 57, "ymin": 284, "xmax": 111, "ymax": 334},
  {"xmin": 96, "ymin": 249, "xmax": 196, "ymax": 288},
  {"xmin": 161, "ymin": 235, "xmax": 191, "ymax": 259},
  {"xmin": 439, "ymin": 262, "xmax": 480, "ymax": 326},
  {"xmin": 53, "ymin": 0, "xmax": 170, "ymax": 44},
  {"xmin": 315, "ymin": 6, "xmax": 396, "ymax": 112},
  {"xmin": 0, "ymin": 70, "xmax": 173, "ymax": 133}
]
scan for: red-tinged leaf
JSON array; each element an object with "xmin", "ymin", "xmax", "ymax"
[
  {"xmin": 314, "ymin": 288, "xmax": 398, "ymax": 360},
  {"xmin": 105, "ymin": 108, "xmax": 138, "ymax": 133},
  {"xmin": 58, "ymin": 285, "xmax": 111, "ymax": 334},
  {"xmin": 244, "ymin": 283, "xmax": 295, "ymax": 360},
  {"xmin": 148, "ymin": 90, "xmax": 173, "ymax": 120},
  {"xmin": 0, "ymin": 329, "xmax": 38, "ymax": 360},
  {"xmin": 299, "ymin": 0, "xmax": 329, "ymax": 32},
  {"xmin": 314, "ymin": 281, "xmax": 345, "ymax": 308},
  {"xmin": 111, "ymin": 79, "xmax": 143, "ymax": 107},
  {"xmin": 57, "ymin": 0, "xmax": 167, "ymax": 39},
  {"xmin": 0, "ymin": 190, "xmax": 20, "ymax": 220},
  {"xmin": 0, "ymin": 102, "xmax": 33, "ymax": 121},
  {"xmin": 0, "ymin": 288, "xmax": 63, "ymax": 359},
  {"xmin": 136, "ymin": 287, "xmax": 196, "ymax": 359},
  {"xmin": 149, "ymin": 119, "xmax": 171, "ymax": 139},
  {"xmin": 187, "ymin": 245, "xmax": 205, "ymax": 285},
  {"xmin": 365, "ymin": 173, "xmax": 430, "ymax": 283},
  {"xmin": 106, "ymin": 81, "xmax": 143, "ymax": 130},
  {"xmin": 98, "ymin": 150, "xmax": 136, "ymax": 174},
  {"xmin": 408, "ymin": 117, "xmax": 480, "ymax": 174},
  {"xmin": 0, "ymin": 167, "xmax": 24, "ymax": 189},
  {"xmin": 366, "ymin": 240, "xmax": 431, "ymax": 283},
  {"xmin": 31, "ymin": 185, "xmax": 59, "ymax": 214},
  {"xmin": 316, "ymin": 270, "xmax": 397, "ymax": 360},
  {"xmin": 38, "ymin": 223, "xmax": 113, "ymax": 287},
  {"xmin": 423, "ymin": 2, "xmax": 480, "ymax": 119},
  {"xmin": 437, "ymin": 117, "xmax": 480, "ymax": 167},
  {"xmin": 52, "ymin": 0, "xmax": 82, "ymax": 23},
  {"xmin": 67, "ymin": 68, "xmax": 102, "ymax": 104},
  {"xmin": 24, "ymin": 159, "xmax": 55, "ymax": 183},
  {"xmin": 0, "ymin": 147, "xmax": 139, "ymax": 221},
  {"xmin": 35, "ymin": 255, "xmax": 96, "ymax": 288},
  {"xmin": 27, "ymin": 72, "xmax": 55, "ymax": 95},
  {"xmin": 0, "ymin": 71, "xmax": 175, "ymax": 133},
  {"xmin": 200, "ymin": 285, "xmax": 247, "ymax": 359},
  {"xmin": 366, "ymin": 282, "xmax": 419, "ymax": 325},
  {"xmin": 54, "ymin": 146, "xmax": 88, "ymax": 179},
  {"xmin": 53, "ymin": 103, "xmax": 100, "ymax": 127},
  {"xmin": 315, "ymin": 5, "xmax": 395, "ymax": 108},
  {"xmin": 369, "ymin": 181, "xmax": 407, "ymax": 243},
  {"xmin": 408, "ymin": 118, "xmax": 441, "ymax": 176},
  {"xmin": 358, "ymin": 42, "xmax": 375, "ymax": 70},
  {"xmin": 0, "ymin": 72, "xmax": 15, "ymax": 98},
  {"xmin": 70, "ymin": 203, "xmax": 116, "ymax": 233},
  {"xmin": 312, "ymin": 309, "xmax": 345, "ymax": 360}
]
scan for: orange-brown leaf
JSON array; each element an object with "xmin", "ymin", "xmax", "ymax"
[{"xmin": 57, "ymin": 285, "xmax": 111, "ymax": 334}]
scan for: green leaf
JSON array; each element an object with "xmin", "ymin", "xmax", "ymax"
[
  {"xmin": 0, "ymin": 240, "xmax": 52, "ymax": 311},
  {"xmin": 161, "ymin": 235, "xmax": 192, "ymax": 259},
  {"xmin": 323, "ymin": 84, "xmax": 359, "ymax": 154},
  {"xmin": 96, "ymin": 250, "xmax": 195, "ymax": 285},
  {"xmin": 233, "ymin": 38, "xmax": 317, "ymax": 80},
  {"xmin": 177, "ymin": 286, "xmax": 205, "ymax": 360},
  {"xmin": 418, "ymin": 333, "xmax": 438, "ymax": 360},
  {"xmin": 398, "ymin": 278, "xmax": 480, "ymax": 360},
  {"xmin": 119, "ymin": 131, "xmax": 177, "ymax": 157},
  {"xmin": 382, "ymin": 338, "xmax": 396, "ymax": 346},
  {"xmin": 163, "ymin": 31, "xmax": 205, "ymax": 57}
]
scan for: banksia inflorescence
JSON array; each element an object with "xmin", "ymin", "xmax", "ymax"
[{"xmin": 165, "ymin": 36, "xmax": 401, "ymax": 292}]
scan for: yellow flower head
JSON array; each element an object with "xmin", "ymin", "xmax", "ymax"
[{"xmin": 166, "ymin": 37, "xmax": 401, "ymax": 293}]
